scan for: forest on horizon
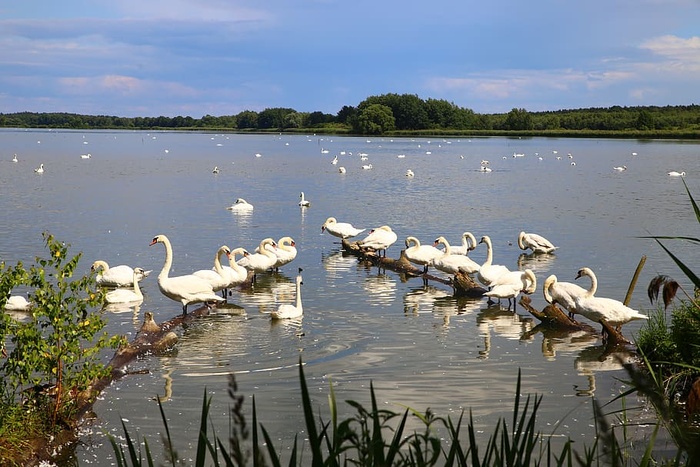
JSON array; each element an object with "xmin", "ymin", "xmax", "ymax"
[{"xmin": 1, "ymin": 93, "xmax": 699, "ymax": 138}]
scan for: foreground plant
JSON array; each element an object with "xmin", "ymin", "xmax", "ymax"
[{"xmin": 0, "ymin": 232, "xmax": 124, "ymax": 463}]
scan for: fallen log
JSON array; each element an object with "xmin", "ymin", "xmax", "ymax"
[
  {"xmin": 341, "ymin": 239, "xmax": 486, "ymax": 298},
  {"xmin": 75, "ymin": 303, "xmax": 220, "ymax": 419}
]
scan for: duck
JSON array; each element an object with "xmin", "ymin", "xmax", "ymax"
[
  {"xmin": 440, "ymin": 232, "xmax": 477, "ymax": 256},
  {"xmin": 543, "ymin": 274, "xmax": 589, "ymax": 318},
  {"xmin": 34, "ymin": 163, "xmax": 44, "ymax": 174},
  {"xmin": 149, "ymin": 234, "xmax": 225, "ymax": 314},
  {"xmin": 668, "ymin": 171, "xmax": 686, "ymax": 177},
  {"xmin": 517, "ymin": 231, "xmax": 558, "ymax": 254},
  {"xmin": 432, "ymin": 236, "xmax": 481, "ymax": 275},
  {"xmin": 573, "ymin": 267, "xmax": 648, "ymax": 331},
  {"xmin": 237, "ymin": 238, "xmax": 278, "ymax": 279},
  {"xmin": 257, "ymin": 236, "xmax": 297, "ymax": 270},
  {"xmin": 299, "ymin": 191, "xmax": 310, "ymax": 207},
  {"xmin": 192, "ymin": 245, "xmax": 233, "ymax": 296},
  {"xmin": 104, "ymin": 268, "xmax": 146, "ymax": 304},
  {"xmin": 270, "ymin": 268, "xmax": 304, "ymax": 320},
  {"xmin": 404, "ymin": 236, "xmax": 443, "ymax": 274},
  {"xmin": 357, "ymin": 225, "xmax": 398, "ymax": 257},
  {"xmin": 91, "ymin": 260, "xmax": 151, "ymax": 288},
  {"xmin": 321, "ymin": 217, "xmax": 365, "ymax": 239},
  {"xmin": 227, "ymin": 198, "xmax": 254, "ymax": 212},
  {"xmin": 4, "ymin": 293, "xmax": 32, "ymax": 311},
  {"xmin": 476, "ymin": 236, "xmax": 511, "ymax": 288},
  {"xmin": 484, "ymin": 269, "xmax": 537, "ymax": 309}
]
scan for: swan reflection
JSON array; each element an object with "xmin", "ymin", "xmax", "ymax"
[
  {"xmin": 476, "ymin": 305, "xmax": 534, "ymax": 359},
  {"xmin": 520, "ymin": 326, "xmax": 599, "ymax": 361},
  {"xmin": 321, "ymin": 249, "xmax": 358, "ymax": 280},
  {"xmin": 517, "ymin": 252, "xmax": 557, "ymax": 274},
  {"xmin": 363, "ymin": 273, "xmax": 397, "ymax": 307},
  {"xmin": 573, "ymin": 344, "xmax": 636, "ymax": 396}
]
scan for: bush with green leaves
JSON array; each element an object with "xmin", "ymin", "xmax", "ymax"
[{"xmin": 0, "ymin": 232, "xmax": 124, "ymax": 429}]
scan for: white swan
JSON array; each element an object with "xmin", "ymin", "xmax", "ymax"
[
  {"xmin": 299, "ymin": 191, "xmax": 310, "ymax": 207},
  {"xmin": 542, "ymin": 274, "xmax": 589, "ymax": 318},
  {"xmin": 331, "ymin": 155, "xmax": 338, "ymax": 165},
  {"xmin": 362, "ymin": 163, "xmax": 373, "ymax": 170},
  {"xmin": 270, "ymin": 268, "xmax": 303, "ymax": 320},
  {"xmin": 193, "ymin": 245, "xmax": 232, "ymax": 296},
  {"xmin": 237, "ymin": 238, "xmax": 278, "ymax": 278},
  {"xmin": 227, "ymin": 198, "xmax": 254, "ymax": 212},
  {"xmin": 484, "ymin": 269, "xmax": 537, "ymax": 308},
  {"xmin": 357, "ymin": 225, "xmax": 397, "ymax": 257},
  {"xmin": 105, "ymin": 268, "xmax": 146, "ymax": 304},
  {"xmin": 222, "ymin": 247, "xmax": 250, "ymax": 289},
  {"xmin": 81, "ymin": 153, "xmax": 91, "ymax": 159},
  {"xmin": 321, "ymin": 217, "xmax": 365, "ymax": 239},
  {"xmin": 34, "ymin": 163, "xmax": 44, "ymax": 173},
  {"xmin": 476, "ymin": 236, "xmax": 511, "ymax": 288},
  {"xmin": 440, "ymin": 232, "xmax": 477, "ymax": 256},
  {"xmin": 432, "ymin": 236, "xmax": 480, "ymax": 275},
  {"xmin": 338, "ymin": 166, "xmax": 346, "ymax": 174},
  {"xmin": 212, "ymin": 166, "xmax": 220, "ymax": 174},
  {"xmin": 405, "ymin": 169, "xmax": 415, "ymax": 177},
  {"xmin": 517, "ymin": 231, "xmax": 558, "ymax": 254},
  {"xmin": 573, "ymin": 267, "xmax": 648, "ymax": 330},
  {"xmin": 668, "ymin": 171, "xmax": 686, "ymax": 177},
  {"xmin": 404, "ymin": 236, "xmax": 443, "ymax": 273},
  {"xmin": 149, "ymin": 234, "xmax": 225, "ymax": 314},
  {"xmin": 4, "ymin": 294, "xmax": 31, "ymax": 311},
  {"xmin": 258, "ymin": 236, "xmax": 297, "ymax": 270},
  {"xmin": 613, "ymin": 165, "xmax": 627, "ymax": 171},
  {"xmin": 12, "ymin": 154, "xmax": 18, "ymax": 163},
  {"xmin": 480, "ymin": 165, "xmax": 492, "ymax": 172},
  {"xmin": 92, "ymin": 260, "xmax": 151, "ymax": 288}
]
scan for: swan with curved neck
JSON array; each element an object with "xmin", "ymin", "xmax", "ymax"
[
  {"xmin": 476, "ymin": 236, "xmax": 511, "ymax": 287},
  {"xmin": 105, "ymin": 268, "xmax": 146, "ymax": 304},
  {"xmin": 517, "ymin": 231, "xmax": 558, "ymax": 254},
  {"xmin": 542, "ymin": 274, "xmax": 589, "ymax": 318},
  {"xmin": 443, "ymin": 232, "xmax": 477, "ymax": 256},
  {"xmin": 237, "ymin": 238, "xmax": 278, "ymax": 280},
  {"xmin": 574, "ymin": 267, "xmax": 648, "ymax": 330},
  {"xmin": 271, "ymin": 268, "xmax": 304, "ymax": 320},
  {"xmin": 92, "ymin": 260, "xmax": 151, "ymax": 288},
  {"xmin": 193, "ymin": 245, "xmax": 232, "ymax": 296},
  {"xmin": 432, "ymin": 236, "xmax": 480, "ymax": 275},
  {"xmin": 259, "ymin": 236, "xmax": 297, "ymax": 270},
  {"xmin": 321, "ymin": 217, "xmax": 365, "ymax": 239},
  {"xmin": 404, "ymin": 236, "xmax": 443, "ymax": 274},
  {"xmin": 223, "ymin": 247, "xmax": 250, "ymax": 289},
  {"xmin": 149, "ymin": 234, "xmax": 225, "ymax": 314}
]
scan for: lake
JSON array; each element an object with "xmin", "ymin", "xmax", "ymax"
[{"xmin": 0, "ymin": 129, "xmax": 697, "ymax": 464}]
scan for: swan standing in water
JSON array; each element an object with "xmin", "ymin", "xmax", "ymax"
[
  {"xmin": 484, "ymin": 269, "xmax": 537, "ymax": 309},
  {"xmin": 476, "ymin": 236, "xmax": 511, "ymax": 288},
  {"xmin": 357, "ymin": 225, "xmax": 398, "ymax": 257},
  {"xmin": 257, "ymin": 236, "xmax": 297, "ymax": 270},
  {"xmin": 105, "ymin": 268, "xmax": 146, "ymax": 304},
  {"xmin": 149, "ymin": 234, "xmax": 225, "ymax": 314},
  {"xmin": 517, "ymin": 231, "xmax": 558, "ymax": 254},
  {"xmin": 222, "ymin": 247, "xmax": 250, "ymax": 290},
  {"xmin": 404, "ymin": 236, "xmax": 443, "ymax": 274},
  {"xmin": 543, "ymin": 274, "xmax": 589, "ymax": 318},
  {"xmin": 321, "ymin": 217, "xmax": 365, "ymax": 239},
  {"xmin": 299, "ymin": 192, "xmax": 310, "ymax": 207},
  {"xmin": 92, "ymin": 260, "xmax": 151, "ymax": 288},
  {"xmin": 237, "ymin": 238, "xmax": 278, "ymax": 281},
  {"xmin": 227, "ymin": 198, "xmax": 254, "ymax": 212},
  {"xmin": 193, "ymin": 245, "xmax": 233, "ymax": 297},
  {"xmin": 271, "ymin": 268, "xmax": 304, "ymax": 320},
  {"xmin": 432, "ymin": 236, "xmax": 480, "ymax": 275},
  {"xmin": 574, "ymin": 267, "xmax": 648, "ymax": 331}
]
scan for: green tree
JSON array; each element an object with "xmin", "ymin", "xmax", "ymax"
[
  {"xmin": 503, "ymin": 108, "xmax": 534, "ymax": 130},
  {"xmin": 353, "ymin": 104, "xmax": 395, "ymax": 135},
  {"xmin": 235, "ymin": 110, "xmax": 259, "ymax": 129}
]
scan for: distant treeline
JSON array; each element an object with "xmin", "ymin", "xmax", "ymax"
[{"xmin": 2, "ymin": 93, "xmax": 699, "ymax": 137}]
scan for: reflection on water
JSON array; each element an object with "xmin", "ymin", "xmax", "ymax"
[
  {"xmin": 574, "ymin": 345, "xmax": 637, "ymax": 397},
  {"xmin": 1, "ymin": 130, "xmax": 697, "ymax": 463}
]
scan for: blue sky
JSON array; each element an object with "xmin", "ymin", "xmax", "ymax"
[{"xmin": 1, "ymin": 1, "xmax": 699, "ymax": 118}]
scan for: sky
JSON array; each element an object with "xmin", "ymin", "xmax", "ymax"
[{"xmin": 1, "ymin": 1, "xmax": 699, "ymax": 118}]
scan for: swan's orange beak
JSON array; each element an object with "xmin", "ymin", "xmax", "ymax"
[{"xmin": 149, "ymin": 238, "xmax": 158, "ymax": 246}]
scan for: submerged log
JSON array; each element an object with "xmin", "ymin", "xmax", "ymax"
[
  {"xmin": 341, "ymin": 239, "xmax": 485, "ymax": 297},
  {"xmin": 75, "ymin": 304, "xmax": 217, "ymax": 419}
]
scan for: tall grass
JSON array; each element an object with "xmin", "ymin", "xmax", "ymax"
[{"xmin": 110, "ymin": 357, "xmax": 693, "ymax": 466}]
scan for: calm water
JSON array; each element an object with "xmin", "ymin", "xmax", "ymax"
[{"xmin": 1, "ymin": 129, "xmax": 698, "ymax": 464}]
